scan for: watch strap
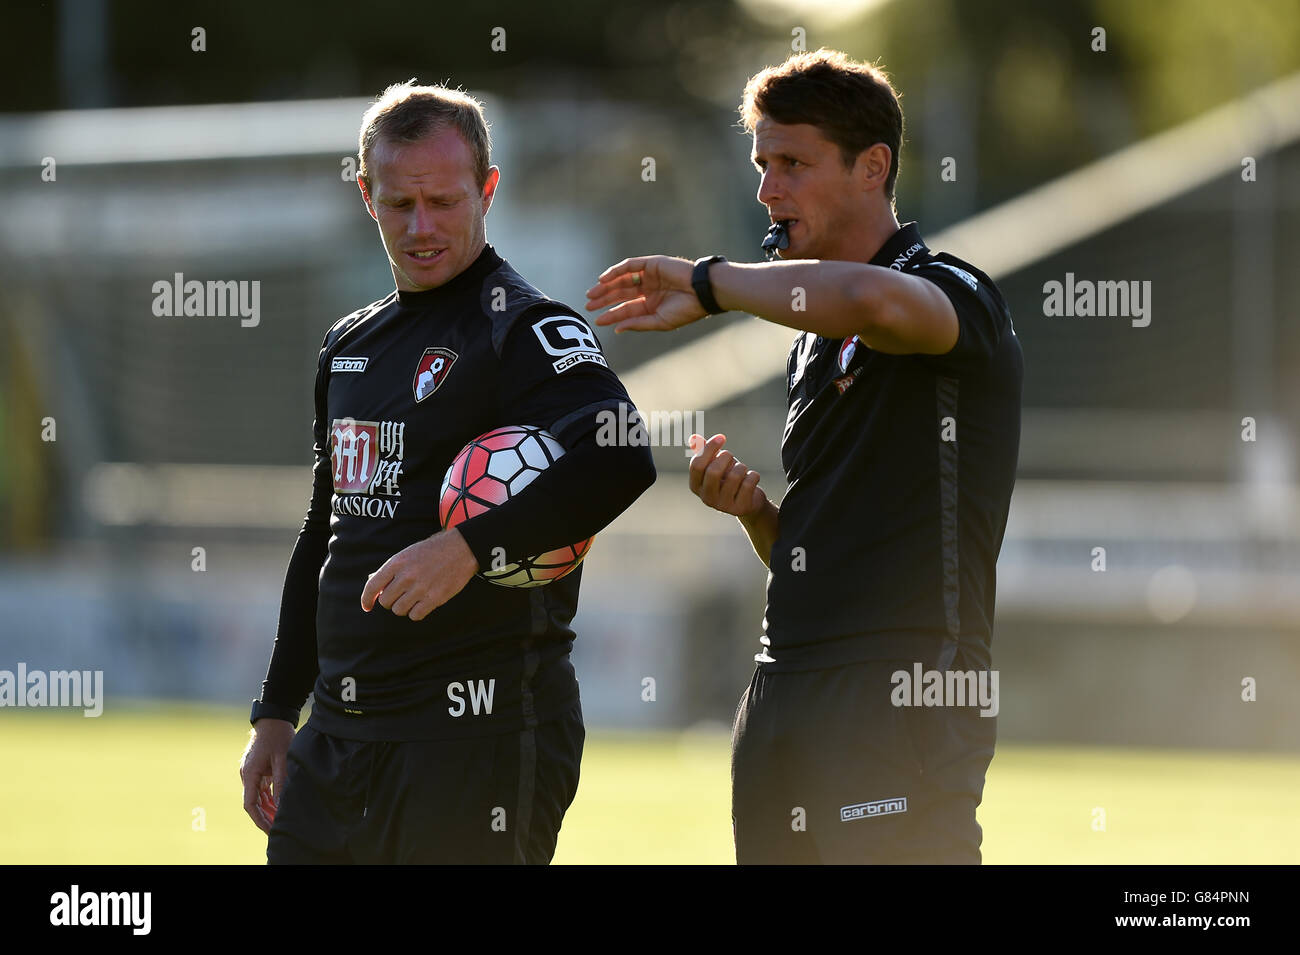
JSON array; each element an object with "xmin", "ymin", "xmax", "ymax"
[{"xmin": 691, "ymin": 255, "xmax": 727, "ymax": 315}]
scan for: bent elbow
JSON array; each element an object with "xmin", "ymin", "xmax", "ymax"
[{"xmin": 628, "ymin": 442, "xmax": 658, "ymax": 496}]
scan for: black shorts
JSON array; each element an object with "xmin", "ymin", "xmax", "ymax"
[
  {"xmin": 267, "ymin": 702, "xmax": 585, "ymax": 864},
  {"xmin": 731, "ymin": 646, "xmax": 997, "ymax": 864}
]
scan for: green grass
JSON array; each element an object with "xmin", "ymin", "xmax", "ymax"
[{"xmin": 1, "ymin": 703, "xmax": 1296, "ymax": 864}]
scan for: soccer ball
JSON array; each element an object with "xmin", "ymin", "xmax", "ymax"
[{"xmin": 439, "ymin": 424, "xmax": 594, "ymax": 587}]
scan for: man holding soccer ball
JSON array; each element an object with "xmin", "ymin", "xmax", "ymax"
[
  {"xmin": 239, "ymin": 80, "xmax": 655, "ymax": 864},
  {"xmin": 587, "ymin": 49, "xmax": 1022, "ymax": 864}
]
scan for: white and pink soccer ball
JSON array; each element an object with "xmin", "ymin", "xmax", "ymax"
[{"xmin": 439, "ymin": 424, "xmax": 593, "ymax": 587}]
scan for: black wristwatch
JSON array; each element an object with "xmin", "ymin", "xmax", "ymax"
[
  {"xmin": 250, "ymin": 699, "xmax": 300, "ymax": 728},
  {"xmin": 691, "ymin": 255, "xmax": 728, "ymax": 315}
]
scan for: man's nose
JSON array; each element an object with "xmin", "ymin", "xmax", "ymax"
[
  {"xmin": 757, "ymin": 170, "xmax": 781, "ymax": 207},
  {"xmin": 410, "ymin": 202, "xmax": 438, "ymax": 236}
]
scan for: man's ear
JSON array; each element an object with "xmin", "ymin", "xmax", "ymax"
[
  {"xmin": 480, "ymin": 166, "xmax": 501, "ymax": 215},
  {"xmin": 358, "ymin": 176, "xmax": 379, "ymax": 222},
  {"xmin": 855, "ymin": 143, "xmax": 892, "ymax": 197}
]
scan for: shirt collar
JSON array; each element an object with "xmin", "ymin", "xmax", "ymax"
[
  {"xmin": 395, "ymin": 243, "xmax": 503, "ymax": 307},
  {"xmin": 868, "ymin": 221, "xmax": 927, "ymax": 270}
]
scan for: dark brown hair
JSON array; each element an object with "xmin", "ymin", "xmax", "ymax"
[
  {"xmin": 740, "ymin": 48, "xmax": 904, "ymax": 200},
  {"xmin": 357, "ymin": 80, "xmax": 492, "ymax": 193}
]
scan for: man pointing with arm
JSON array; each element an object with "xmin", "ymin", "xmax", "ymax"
[{"xmin": 587, "ymin": 48, "xmax": 1022, "ymax": 865}]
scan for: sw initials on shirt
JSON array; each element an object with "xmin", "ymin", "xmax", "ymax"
[{"xmin": 447, "ymin": 679, "xmax": 496, "ymax": 717}]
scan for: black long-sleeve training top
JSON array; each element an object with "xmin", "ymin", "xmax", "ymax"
[{"xmin": 256, "ymin": 244, "xmax": 656, "ymax": 740}]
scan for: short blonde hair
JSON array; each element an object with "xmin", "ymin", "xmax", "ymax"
[{"xmin": 357, "ymin": 80, "xmax": 492, "ymax": 191}]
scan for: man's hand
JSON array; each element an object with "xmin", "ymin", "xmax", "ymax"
[
  {"xmin": 584, "ymin": 255, "xmax": 708, "ymax": 333},
  {"xmin": 688, "ymin": 433, "xmax": 767, "ymax": 517},
  {"xmin": 239, "ymin": 719, "xmax": 294, "ymax": 835},
  {"xmin": 690, "ymin": 433, "xmax": 780, "ymax": 568},
  {"xmin": 360, "ymin": 527, "xmax": 478, "ymax": 621}
]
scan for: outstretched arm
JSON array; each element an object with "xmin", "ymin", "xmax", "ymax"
[{"xmin": 585, "ymin": 254, "xmax": 959, "ymax": 356}]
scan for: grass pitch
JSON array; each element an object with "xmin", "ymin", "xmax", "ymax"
[{"xmin": 1, "ymin": 702, "xmax": 1295, "ymax": 864}]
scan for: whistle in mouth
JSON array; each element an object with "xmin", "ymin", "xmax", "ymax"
[{"xmin": 761, "ymin": 220, "xmax": 791, "ymax": 260}]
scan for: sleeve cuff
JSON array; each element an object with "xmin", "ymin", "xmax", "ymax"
[
  {"xmin": 455, "ymin": 516, "xmax": 498, "ymax": 571},
  {"xmin": 250, "ymin": 699, "xmax": 302, "ymax": 728}
]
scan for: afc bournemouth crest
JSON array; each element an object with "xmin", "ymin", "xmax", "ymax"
[
  {"xmin": 413, "ymin": 347, "xmax": 458, "ymax": 402},
  {"xmin": 837, "ymin": 334, "xmax": 860, "ymax": 373}
]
